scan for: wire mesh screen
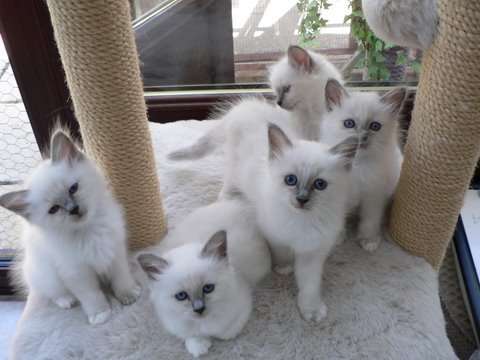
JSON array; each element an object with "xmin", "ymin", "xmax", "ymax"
[{"xmin": 0, "ymin": 39, "xmax": 42, "ymax": 256}]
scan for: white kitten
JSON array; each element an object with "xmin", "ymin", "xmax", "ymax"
[
  {"xmin": 167, "ymin": 46, "xmax": 342, "ymax": 161},
  {"xmin": 138, "ymin": 199, "xmax": 268, "ymax": 358},
  {"xmin": 269, "ymin": 45, "xmax": 343, "ymax": 140},
  {"xmin": 0, "ymin": 130, "xmax": 140, "ymax": 325},
  {"xmin": 221, "ymin": 105, "xmax": 357, "ymax": 322},
  {"xmin": 321, "ymin": 79, "xmax": 407, "ymax": 252},
  {"xmin": 361, "ymin": 0, "xmax": 437, "ymax": 50}
]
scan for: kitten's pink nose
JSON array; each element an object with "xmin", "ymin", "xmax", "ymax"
[{"xmin": 69, "ymin": 206, "xmax": 80, "ymax": 216}]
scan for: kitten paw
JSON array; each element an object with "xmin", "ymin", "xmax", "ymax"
[
  {"xmin": 359, "ymin": 236, "xmax": 381, "ymax": 252},
  {"xmin": 88, "ymin": 308, "xmax": 112, "ymax": 325},
  {"xmin": 297, "ymin": 295, "xmax": 327, "ymax": 323},
  {"xmin": 273, "ymin": 264, "xmax": 293, "ymax": 275},
  {"xmin": 114, "ymin": 285, "xmax": 141, "ymax": 305},
  {"xmin": 185, "ymin": 337, "xmax": 211, "ymax": 358},
  {"xmin": 54, "ymin": 295, "xmax": 77, "ymax": 309}
]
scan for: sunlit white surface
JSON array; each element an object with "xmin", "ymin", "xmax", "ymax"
[
  {"xmin": 258, "ymin": 0, "xmax": 296, "ymax": 28},
  {"xmin": 232, "ymin": 0, "xmax": 259, "ymax": 30}
]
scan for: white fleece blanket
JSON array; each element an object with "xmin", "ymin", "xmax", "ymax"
[{"xmin": 10, "ymin": 120, "xmax": 457, "ymax": 360}]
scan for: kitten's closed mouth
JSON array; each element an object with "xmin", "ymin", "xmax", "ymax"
[
  {"xmin": 73, "ymin": 210, "xmax": 87, "ymax": 220},
  {"xmin": 192, "ymin": 311, "xmax": 207, "ymax": 319},
  {"xmin": 280, "ymin": 100, "xmax": 300, "ymax": 111},
  {"xmin": 292, "ymin": 203, "xmax": 309, "ymax": 210}
]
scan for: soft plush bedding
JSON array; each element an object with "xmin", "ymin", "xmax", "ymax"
[{"xmin": 10, "ymin": 120, "xmax": 457, "ymax": 360}]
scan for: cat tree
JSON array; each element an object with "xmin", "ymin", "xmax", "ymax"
[
  {"xmin": 45, "ymin": 0, "xmax": 166, "ymax": 250},
  {"xmin": 11, "ymin": 0, "xmax": 474, "ymax": 357},
  {"xmin": 389, "ymin": 0, "xmax": 480, "ymax": 269}
]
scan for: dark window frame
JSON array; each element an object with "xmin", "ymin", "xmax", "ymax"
[{"xmin": 0, "ymin": 0, "xmax": 417, "ymax": 296}]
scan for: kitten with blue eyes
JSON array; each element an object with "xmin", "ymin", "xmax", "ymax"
[
  {"xmin": 269, "ymin": 45, "xmax": 343, "ymax": 140},
  {"xmin": 221, "ymin": 105, "xmax": 358, "ymax": 322},
  {"xmin": 138, "ymin": 198, "xmax": 269, "ymax": 357},
  {"xmin": 0, "ymin": 129, "xmax": 140, "ymax": 325},
  {"xmin": 320, "ymin": 79, "xmax": 407, "ymax": 252}
]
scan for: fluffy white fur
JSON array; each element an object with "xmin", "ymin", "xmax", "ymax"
[
  {"xmin": 9, "ymin": 119, "xmax": 456, "ymax": 360},
  {"xmin": 269, "ymin": 45, "xmax": 343, "ymax": 140},
  {"xmin": 138, "ymin": 198, "xmax": 270, "ymax": 357},
  {"xmin": 361, "ymin": 0, "xmax": 438, "ymax": 50},
  {"xmin": 167, "ymin": 46, "xmax": 342, "ymax": 161},
  {"xmin": 0, "ymin": 130, "xmax": 139, "ymax": 325},
  {"xmin": 221, "ymin": 100, "xmax": 357, "ymax": 322},
  {"xmin": 320, "ymin": 80, "xmax": 406, "ymax": 252}
]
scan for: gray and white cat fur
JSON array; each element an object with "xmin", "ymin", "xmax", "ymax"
[
  {"xmin": 220, "ymin": 99, "xmax": 358, "ymax": 322},
  {"xmin": 362, "ymin": 0, "xmax": 438, "ymax": 50},
  {"xmin": 167, "ymin": 45, "xmax": 342, "ymax": 161},
  {"xmin": 0, "ymin": 129, "xmax": 140, "ymax": 325},
  {"xmin": 320, "ymin": 79, "xmax": 407, "ymax": 252},
  {"xmin": 138, "ymin": 198, "xmax": 271, "ymax": 357}
]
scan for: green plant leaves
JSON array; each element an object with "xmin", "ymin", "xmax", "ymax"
[
  {"xmin": 296, "ymin": 0, "xmax": 421, "ymax": 81},
  {"xmin": 297, "ymin": 0, "xmax": 331, "ymax": 41}
]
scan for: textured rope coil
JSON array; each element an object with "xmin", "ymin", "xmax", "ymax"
[
  {"xmin": 389, "ymin": 0, "xmax": 480, "ymax": 269},
  {"xmin": 46, "ymin": 0, "xmax": 166, "ymax": 250}
]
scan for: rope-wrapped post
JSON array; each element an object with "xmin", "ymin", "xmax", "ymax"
[
  {"xmin": 46, "ymin": 0, "xmax": 166, "ymax": 250},
  {"xmin": 390, "ymin": 0, "xmax": 480, "ymax": 269}
]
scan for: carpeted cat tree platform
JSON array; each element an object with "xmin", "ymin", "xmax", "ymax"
[{"xmin": 9, "ymin": 0, "xmax": 479, "ymax": 358}]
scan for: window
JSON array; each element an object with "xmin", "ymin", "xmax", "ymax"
[{"xmin": 132, "ymin": 0, "xmax": 421, "ymax": 89}]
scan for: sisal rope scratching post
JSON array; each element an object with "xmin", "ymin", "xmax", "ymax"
[
  {"xmin": 46, "ymin": 0, "xmax": 166, "ymax": 250},
  {"xmin": 389, "ymin": 0, "xmax": 480, "ymax": 269}
]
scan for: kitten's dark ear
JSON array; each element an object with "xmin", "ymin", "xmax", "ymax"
[
  {"xmin": 325, "ymin": 79, "xmax": 348, "ymax": 111},
  {"xmin": 329, "ymin": 136, "xmax": 359, "ymax": 170},
  {"xmin": 50, "ymin": 130, "xmax": 84, "ymax": 164},
  {"xmin": 0, "ymin": 190, "xmax": 30, "ymax": 219},
  {"xmin": 268, "ymin": 123, "xmax": 293, "ymax": 160},
  {"xmin": 380, "ymin": 87, "xmax": 408, "ymax": 116},
  {"xmin": 201, "ymin": 230, "xmax": 227, "ymax": 260},
  {"xmin": 288, "ymin": 45, "xmax": 313, "ymax": 73},
  {"xmin": 138, "ymin": 253, "xmax": 169, "ymax": 280}
]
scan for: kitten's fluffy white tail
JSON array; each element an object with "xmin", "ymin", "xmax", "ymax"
[
  {"xmin": 167, "ymin": 97, "xmax": 264, "ymax": 161},
  {"xmin": 0, "ymin": 180, "xmax": 22, "ymax": 185},
  {"xmin": 9, "ymin": 250, "xmax": 28, "ymax": 297},
  {"xmin": 168, "ymin": 121, "xmax": 226, "ymax": 161}
]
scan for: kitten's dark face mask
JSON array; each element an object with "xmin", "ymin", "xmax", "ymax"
[
  {"xmin": 47, "ymin": 181, "xmax": 86, "ymax": 222},
  {"xmin": 342, "ymin": 118, "xmax": 384, "ymax": 150},
  {"xmin": 276, "ymin": 84, "xmax": 292, "ymax": 109},
  {"xmin": 283, "ymin": 173, "xmax": 328, "ymax": 210},
  {"xmin": 173, "ymin": 283, "xmax": 216, "ymax": 317}
]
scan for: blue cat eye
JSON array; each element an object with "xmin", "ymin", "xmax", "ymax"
[
  {"xmin": 369, "ymin": 121, "xmax": 382, "ymax": 131},
  {"xmin": 283, "ymin": 85, "xmax": 291, "ymax": 93},
  {"xmin": 175, "ymin": 291, "xmax": 188, "ymax": 301},
  {"xmin": 343, "ymin": 119, "xmax": 356, "ymax": 129},
  {"xmin": 48, "ymin": 205, "xmax": 60, "ymax": 215},
  {"xmin": 69, "ymin": 182, "xmax": 79, "ymax": 195},
  {"xmin": 284, "ymin": 174, "xmax": 298, "ymax": 186},
  {"xmin": 202, "ymin": 284, "xmax": 215, "ymax": 294},
  {"xmin": 313, "ymin": 178, "xmax": 328, "ymax": 191}
]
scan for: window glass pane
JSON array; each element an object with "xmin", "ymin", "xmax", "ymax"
[
  {"xmin": 131, "ymin": 0, "xmax": 170, "ymax": 19},
  {"xmin": 0, "ymin": 37, "xmax": 42, "ymax": 256},
  {"xmin": 132, "ymin": 0, "xmax": 422, "ymax": 88}
]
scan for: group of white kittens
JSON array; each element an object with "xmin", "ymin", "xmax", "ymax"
[{"xmin": 0, "ymin": 46, "xmax": 406, "ymax": 358}]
